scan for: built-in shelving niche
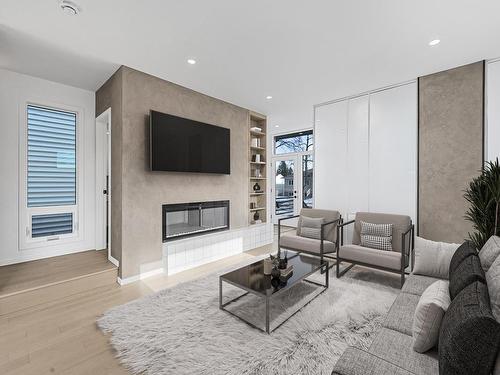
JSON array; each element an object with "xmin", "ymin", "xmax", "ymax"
[{"xmin": 248, "ymin": 112, "xmax": 267, "ymax": 225}]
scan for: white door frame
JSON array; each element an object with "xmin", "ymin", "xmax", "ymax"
[
  {"xmin": 271, "ymin": 151, "xmax": 314, "ymax": 224},
  {"xmin": 95, "ymin": 108, "xmax": 116, "ymax": 266}
]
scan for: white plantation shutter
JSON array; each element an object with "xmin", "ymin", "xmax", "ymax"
[
  {"xmin": 26, "ymin": 105, "xmax": 77, "ymax": 240},
  {"xmin": 27, "ymin": 105, "xmax": 76, "ymax": 207}
]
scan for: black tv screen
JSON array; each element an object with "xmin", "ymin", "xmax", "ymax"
[{"xmin": 150, "ymin": 110, "xmax": 230, "ymax": 174}]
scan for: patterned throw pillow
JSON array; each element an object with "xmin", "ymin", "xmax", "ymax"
[
  {"xmin": 361, "ymin": 234, "xmax": 393, "ymax": 251},
  {"xmin": 360, "ymin": 221, "xmax": 393, "ymax": 251},
  {"xmin": 360, "ymin": 221, "xmax": 392, "ymax": 237}
]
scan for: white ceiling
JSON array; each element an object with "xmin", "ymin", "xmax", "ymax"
[{"xmin": 1, "ymin": 0, "xmax": 500, "ymax": 132}]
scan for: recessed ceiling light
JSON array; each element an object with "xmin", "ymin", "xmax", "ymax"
[
  {"xmin": 275, "ymin": 125, "xmax": 280, "ymax": 128},
  {"xmin": 187, "ymin": 59, "xmax": 196, "ymax": 65},
  {"xmin": 60, "ymin": 0, "xmax": 80, "ymax": 15},
  {"xmin": 266, "ymin": 96, "xmax": 273, "ymax": 100},
  {"xmin": 429, "ymin": 39, "xmax": 440, "ymax": 46}
]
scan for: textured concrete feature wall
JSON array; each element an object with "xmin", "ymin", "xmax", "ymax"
[
  {"xmin": 96, "ymin": 66, "xmax": 250, "ymax": 279},
  {"xmin": 418, "ymin": 61, "xmax": 484, "ymax": 243}
]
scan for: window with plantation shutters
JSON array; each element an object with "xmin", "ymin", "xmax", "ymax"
[{"xmin": 24, "ymin": 105, "xmax": 78, "ymax": 241}]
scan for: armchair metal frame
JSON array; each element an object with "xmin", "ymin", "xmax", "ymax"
[
  {"xmin": 336, "ymin": 220, "xmax": 415, "ymax": 288},
  {"xmin": 277, "ymin": 214, "xmax": 342, "ymax": 266}
]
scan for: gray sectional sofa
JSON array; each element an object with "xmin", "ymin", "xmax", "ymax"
[
  {"xmin": 332, "ymin": 239, "xmax": 500, "ymax": 375},
  {"xmin": 332, "ymin": 273, "xmax": 440, "ymax": 375}
]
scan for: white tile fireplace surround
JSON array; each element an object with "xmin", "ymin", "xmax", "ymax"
[{"xmin": 163, "ymin": 223, "xmax": 273, "ymax": 275}]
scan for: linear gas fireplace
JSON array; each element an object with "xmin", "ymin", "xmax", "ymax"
[{"xmin": 162, "ymin": 200, "xmax": 229, "ymax": 242}]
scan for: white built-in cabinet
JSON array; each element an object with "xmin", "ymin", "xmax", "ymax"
[
  {"xmin": 314, "ymin": 82, "xmax": 417, "ymax": 222},
  {"xmin": 487, "ymin": 60, "xmax": 500, "ymax": 162}
]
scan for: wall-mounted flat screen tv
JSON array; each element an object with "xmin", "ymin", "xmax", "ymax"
[{"xmin": 150, "ymin": 110, "xmax": 230, "ymax": 174}]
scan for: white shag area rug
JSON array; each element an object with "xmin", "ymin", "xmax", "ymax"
[{"xmin": 98, "ymin": 262, "xmax": 399, "ymax": 375}]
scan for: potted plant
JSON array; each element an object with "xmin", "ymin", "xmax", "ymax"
[{"xmin": 464, "ymin": 158, "xmax": 500, "ymax": 249}]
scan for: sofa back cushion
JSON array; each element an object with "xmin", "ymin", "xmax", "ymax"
[
  {"xmin": 449, "ymin": 241, "xmax": 477, "ymax": 275},
  {"xmin": 352, "ymin": 212, "xmax": 410, "ymax": 253},
  {"xmin": 449, "ymin": 254, "xmax": 486, "ymax": 300},
  {"xmin": 439, "ymin": 282, "xmax": 500, "ymax": 375},
  {"xmin": 297, "ymin": 208, "xmax": 340, "ymax": 243},
  {"xmin": 487, "ymin": 254, "xmax": 500, "ymax": 322},
  {"xmin": 479, "ymin": 235, "xmax": 500, "ymax": 272},
  {"xmin": 413, "ymin": 236, "xmax": 459, "ymax": 279},
  {"xmin": 412, "ymin": 280, "xmax": 451, "ymax": 353}
]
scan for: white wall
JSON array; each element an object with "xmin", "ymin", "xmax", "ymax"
[
  {"xmin": 314, "ymin": 82, "xmax": 418, "ymax": 222},
  {"xmin": 0, "ymin": 68, "xmax": 96, "ymax": 265},
  {"xmin": 487, "ymin": 60, "xmax": 500, "ymax": 162}
]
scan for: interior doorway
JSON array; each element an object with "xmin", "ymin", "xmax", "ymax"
[{"xmin": 95, "ymin": 108, "xmax": 115, "ymax": 265}]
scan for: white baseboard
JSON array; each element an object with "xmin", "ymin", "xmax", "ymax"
[
  {"xmin": 117, "ymin": 267, "xmax": 164, "ymax": 286},
  {"xmin": 108, "ymin": 255, "xmax": 119, "ymax": 267}
]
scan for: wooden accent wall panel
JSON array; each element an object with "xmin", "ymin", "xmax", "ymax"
[{"xmin": 418, "ymin": 61, "xmax": 484, "ymax": 243}]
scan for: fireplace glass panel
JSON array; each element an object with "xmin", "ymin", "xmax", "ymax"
[{"xmin": 163, "ymin": 201, "xmax": 229, "ymax": 241}]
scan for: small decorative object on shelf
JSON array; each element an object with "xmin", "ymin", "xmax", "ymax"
[
  {"xmin": 255, "ymin": 154, "xmax": 261, "ymax": 162},
  {"xmin": 250, "ymin": 126, "xmax": 262, "ymax": 133},
  {"xmin": 253, "ymin": 211, "xmax": 260, "ymax": 221},
  {"xmin": 251, "ymin": 138, "xmax": 260, "ymax": 147},
  {"xmin": 253, "ymin": 182, "xmax": 261, "ymax": 191},
  {"xmin": 250, "ymin": 202, "xmax": 256, "ymax": 209}
]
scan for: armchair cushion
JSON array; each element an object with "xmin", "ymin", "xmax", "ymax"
[
  {"xmin": 339, "ymin": 244, "xmax": 401, "ymax": 270},
  {"xmin": 297, "ymin": 208, "xmax": 340, "ymax": 243},
  {"xmin": 298, "ymin": 216, "xmax": 324, "ymax": 239},
  {"xmin": 280, "ymin": 231, "xmax": 335, "ymax": 254}
]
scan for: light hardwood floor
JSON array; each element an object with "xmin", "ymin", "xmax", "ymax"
[
  {"xmin": 0, "ymin": 241, "xmax": 278, "ymax": 374},
  {"xmin": 0, "ymin": 250, "xmax": 116, "ymax": 298}
]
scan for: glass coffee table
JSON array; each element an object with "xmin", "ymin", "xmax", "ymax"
[{"xmin": 219, "ymin": 252, "xmax": 328, "ymax": 334}]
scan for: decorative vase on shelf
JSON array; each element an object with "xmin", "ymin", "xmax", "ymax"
[
  {"xmin": 253, "ymin": 211, "xmax": 260, "ymax": 221},
  {"xmin": 253, "ymin": 182, "xmax": 261, "ymax": 191}
]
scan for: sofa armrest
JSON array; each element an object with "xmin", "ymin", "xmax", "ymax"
[{"xmin": 332, "ymin": 347, "xmax": 416, "ymax": 375}]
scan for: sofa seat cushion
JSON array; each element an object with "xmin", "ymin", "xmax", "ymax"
[
  {"xmin": 339, "ymin": 244, "xmax": 401, "ymax": 270},
  {"xmin": 439, "ymin": 281, "xmax": 500, "ymax": 375},
  {"xmin": 332, "ymin": 347, "xmax": 414, "ymax": 375},
  {"xmin": 383, "ymin": 292, "xmax": 420, "ymax": 335},
  {"xmin": 402, "ymin": 274, "xmax": 441, "ymax": 296},
  {"xmin": 280, "ymin": 231, "xmax": 335, "ymax": 254},
  {"xmin": 449, "ymin": 254, "xmax": 485, "ymax": 300},
  {"xmin": 369, "ymin": 327, "xmax": 439, "ymax": 375}
]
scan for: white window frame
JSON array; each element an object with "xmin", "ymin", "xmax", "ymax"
[{"xmin": 19, "ymin": 100, "xmax": 85, "ymax": 250}]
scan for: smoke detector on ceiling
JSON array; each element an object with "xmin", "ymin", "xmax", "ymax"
[{"xmin": 60, "ymin": 0, "xmax": 80, "ymax": 15}]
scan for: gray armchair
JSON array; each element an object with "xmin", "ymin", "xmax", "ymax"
[
  {"xmin": 336, "ymin": 212, "xmax": 414, "ymax": 287},
  {"xmin": 278, "ymin": 208, "xmax": 341, "ymax": 265}
]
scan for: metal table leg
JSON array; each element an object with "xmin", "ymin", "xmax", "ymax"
[
  {"xmin": 219, "ymin": 277, "xmax": 222, "ymax": 309},
  {"xmin": 265, "ymin": 296, "xmax": 270, "ymax": 334}
]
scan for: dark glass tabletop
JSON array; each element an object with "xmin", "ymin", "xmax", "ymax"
[{"xmin": 220, "ymin": 252, "xmax": 323, "ymax": 297}]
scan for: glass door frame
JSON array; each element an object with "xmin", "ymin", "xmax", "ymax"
[{"xmin": 271, "ymin": 150, "xmax": 314, "ymax": 224}]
